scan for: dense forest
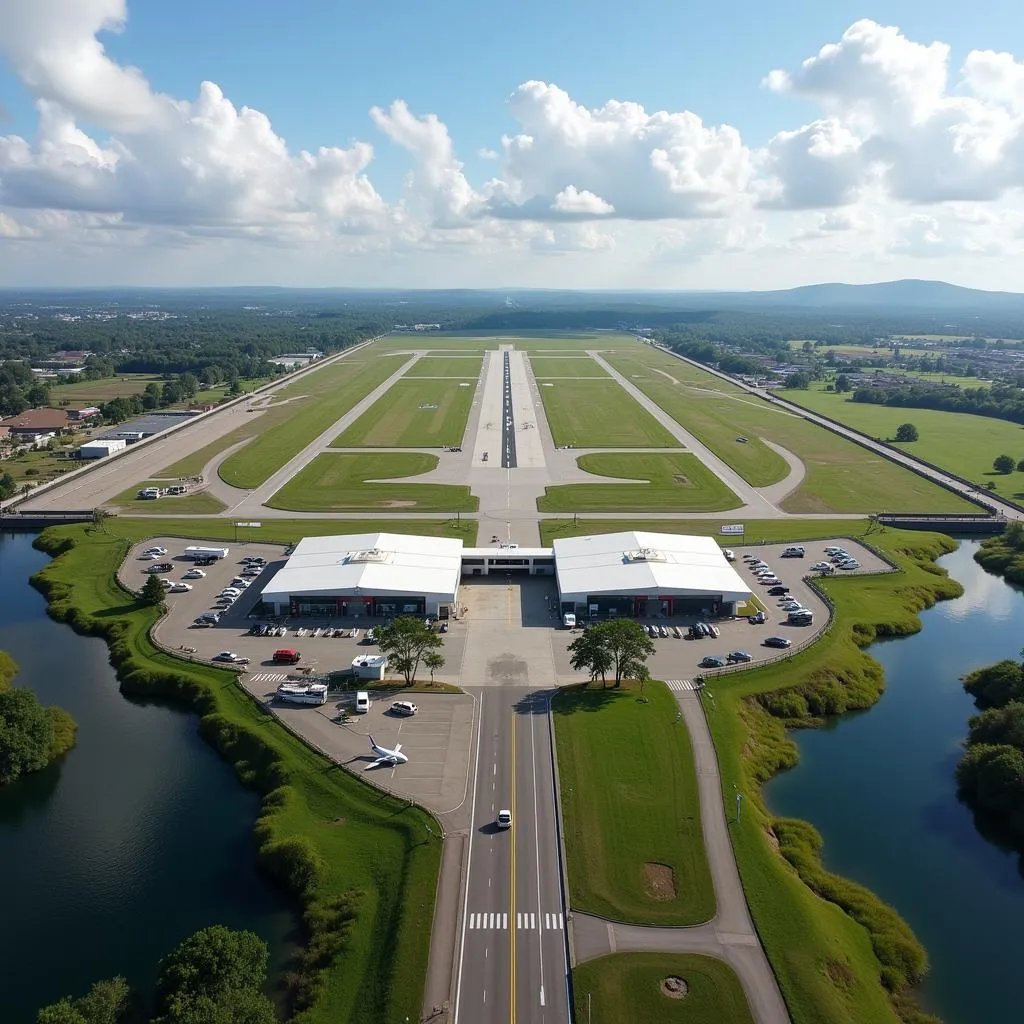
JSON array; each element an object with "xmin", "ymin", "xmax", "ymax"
[{"xmin": 850, "ymin": 381, "xmax": 1024, "ymax": 426}]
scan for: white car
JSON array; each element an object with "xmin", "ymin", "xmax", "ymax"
[
  {"xmin": 722, "ymin": 548, "xmax": 736, "ymax": 561},
  {"xmin": 838, "ymin": 560, "xmax": 860, "ymax": 570},
  {"xmin": 213, "ymin": 651, "xmax": 249, "ymax": 664},
  {"xmin": 143, "ymin": 546, "xmax": 168, "ymax": 556},
  {"xmin": 169, "ymin": 582, "xmax": 193, "ymax": 593},
  {"xmin": 183, "ymin": 569, "xmax": 206, "ymax": 579},
  {"xmin": 230, "ymin": 579, "xmax": 250, "ymax": 588},
  {"xmin": 158, "ymin": 578, "xmax": 174, "ymax": 589},
  {"xmin": 496, "ymin": 809, "xmax": 512, "ymax": 830},
  {"xmin": 220, "ymin": 588, "xmax": 242, "ymax": 597}
]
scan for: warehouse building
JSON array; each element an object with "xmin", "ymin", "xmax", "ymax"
[
  {"xmin": 553, "ymin": 530, "xmax": 751, "ymax": 619},
  {"xmin": 259, "ymin": 533, "xmax": 462, "ymax": 619}
]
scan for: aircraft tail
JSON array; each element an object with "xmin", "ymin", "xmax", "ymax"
[{"xmin": 369, "ymin": 735, "xmax": 376, "ymax": 749}]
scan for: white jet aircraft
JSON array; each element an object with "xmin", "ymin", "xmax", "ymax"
[{"xmin": 367, "ymin": 735, "xmax": 408, "ymax": 767}]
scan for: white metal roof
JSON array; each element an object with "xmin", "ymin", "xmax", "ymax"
[
  {"xmin": 553, "ymin": 531, "xmax": 751, "ymax": 600},
  {"xmin": 261, "ymin": 533, "xmax": 463, "ymax": 601}
]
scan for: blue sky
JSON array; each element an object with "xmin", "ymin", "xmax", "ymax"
[{"xmin": 3, "ymin": 1, "xmax": 1024, "ymax": 288}]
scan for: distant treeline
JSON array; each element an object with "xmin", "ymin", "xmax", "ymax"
[{"xmin": 851, "ymin": 381, "xmax": 1024, "ymax": 426}]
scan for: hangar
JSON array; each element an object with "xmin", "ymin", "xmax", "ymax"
[
  {"xmin": 553, "ymin": 530, "xmax": 751, "ymax": 619},
  {"xmin": 259, "ymin": 532, "xmax": 462, "ymax": 619}
]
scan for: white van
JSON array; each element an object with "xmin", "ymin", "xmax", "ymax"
[
  {"xmin": 355, "ymin": 691, "xmax": 370, "ymax": 714},
  {"xmin": 562, "ymin": 612, "xmax": 577, "ymax": 629}
]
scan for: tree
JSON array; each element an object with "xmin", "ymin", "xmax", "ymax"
[
  {"xmin": 834, "ymin": 373, "xmax": 851, "ymax": 393},
  {"xmin": 140, "ymin": 574, "xmax": 167, "ymax": 606},
  {"xmin": 37, "ymin": 978, "xmax": 133, "ymax": 1024},
  {"xmin": 993, "ymin": 454, "xmax": 1016, "ymax": 474},
  {"xmin": 374, "ymin": 616, "xmax": 443, "ymax": 686},
  {"xmin": 423, "ymin": 650, "xmax": 445, "ymax": 686},
  {"xmin": 895, "ymin": 423, "xmax": 919, "ymax": 442},
  {"xmin": 0, "ymin": 686, "xmax": 56, "ymax": 784},
  {"xmin": 0, "ymin": 471, "xmax": 16, "ymax": 501},
  {"xmin": 1017, "ymin": 458, "xmax": 1024, "ymax": 473},
  {"xmin": 567, "ymin": 628, "xmax": 613, "ymax": 687},
  {"xmin": 785, "ymin": 371, "xmax": 811, "ymax": 389},
  {"xmin": 567, "ymin": 620, "xmax": 655, "ymax": 687},
  {"xmin": 155, "ymin": 926, "xmax": 269, "ymax": 1015}
]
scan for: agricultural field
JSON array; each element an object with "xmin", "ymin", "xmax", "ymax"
[
  {"xmin": 537, "ymin": 380, "xmax": 677, "ymax": 448},
  {"xmin": 267, "ymin": 452, "xmax": 477, "ymax": 513},
  {"xmin": 603, "ymin": 349, "xmax": 976, "ymax": 513},
  {"xmin": 218, "ymin": 355, "xmax": 407, "ymax": 488},
  {"xmin": 47, "ymin": 373, "xmax": 163, "ymax": 404},
  {"xmin": 333, "ymin": 378, "xmax": 475, "ymax": 447},
  {"xmin": 554, "ymin": 683, "xmax": 714, "ymax": 925},
  {"xmin": 782, "ymin": 384, "xmax": 1024, "ymax": 500},
  {"xmin": 528, "ymin": 356, "xmax": 608, "ymax": 378},
  {"xmin": 537, "ymin": 453, "xmax": 740, "ymax": 512},
  {"xmin": 402, "ymin": 356, "xmax": 483, "ymax": 378}
]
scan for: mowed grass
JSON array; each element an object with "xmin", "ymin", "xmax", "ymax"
[
  {"xmin": 402, "ymin": 356, "xmax": 482, "ymax": 377},
  {"xmin": 538, "ymin": 453, "xmax": 740, "ymax": 512},
  {"xmin": 782, "ymin": 384, "xmax": 1024, "ymax": 500},
  {"xmin": 368, "ymin": 335, "xmax": 499, "ymax": 351},
  {"xmin": 109, "ymin": 480, "xmax": 227, "ymax": 514},
  {"xmin": 333, "ymin": 379, "xmax": 474, "ymax": 448},
  {"xmin": 218, "ymin": 356, "xmax": 406, "ymax": 487},
  {"xmin": 553, "ymin": 683, "xmax": 715, "ymax": 925},
  {"xmin": 47, "ymin": 373, "xmax": 163, "ymax": 404},
  {"xmin": 573, "ymin": 953, "xmax": 754, "ymax": 1024},
  {"xmin": 267, "ymin": 452, "xmax": 477, "ymax": 513},
  {"xmin": 33, "ymin": 522, "xmax": 441, "ymax": 1024},
  {"xmin": 538, "ymin": 380, "xmax": 677, "ymax": 447},
  {"xmin": 604, "ymin": 349, "xmax": 976, "ymax": 513},
  {"xmin": 540, "ymin": 517, "xmax": 871, "ymax": 545},
  {"xmin": 529, "ymin": 356, "xmax": 608, "ymax": 377}
]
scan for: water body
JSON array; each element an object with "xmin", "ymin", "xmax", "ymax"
[
  {"xmin": 0, "ymin": 532, "xmax": 294, "ymax": 1022},
  {"xmin": 766, "ymin": 540, "xmax": 1024, "ymax": 1023}
]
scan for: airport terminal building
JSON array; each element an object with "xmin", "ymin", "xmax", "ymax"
[{"xmin": 258, "ymin": 529, "xmax": 750, "ymax": 621}]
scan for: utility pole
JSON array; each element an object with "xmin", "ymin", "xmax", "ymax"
[{"xmin": 734, "ymin": 784, "xmax": 742, "ymax": 823}]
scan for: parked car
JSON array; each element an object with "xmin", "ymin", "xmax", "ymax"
[
  {"xmin": 759, "ymin": 576, "xmax": 781, "ymax": 586},
  {"xmin": 183, "ymin": 569, "xmax": 206, "ymax": 579},
  {"xmin": 241, "ymin": 568, "xmax": 262, "ymax": 577},
  {"xmin": 700, "ymin": 656, "xmax": 726, "ymax": 668},
  {"xmin": 230, "ymin": 578, "xmax": 250, "ymax": 588},
  {"xmin": 213, "ymin": 651, "xmax": 249, "ymax": 664},
  {"xmin": 158, "ymin": 578, "xmax": 174, "ymax": 589},
  {"xmin": 143, "ymin": 546, "xmax": 168, "ymax": 556},
  {"xmin": 727, "ymin": 651, "xmax": 753, "ymax": 663},
  {"xmin": 838, "ymin": 560, "xmax": 860, "ymax": 570},
  {"xmin": 169, "ymin": 583, "xmax": 192, "ymax": 593},
  {"xmin": 364, "ymin": 628, "xmax": 376, "ymax": 644},
  {"xmin": 781, "ymin": 546, "xmax": 806, "ymax": 558},
  {"xmin": 748, "ymin": 611, "xmax": 767, "ymax": 624},
  {"xmin": 658, "ymin": 625, "xmax": 669, "ymax": 638},
  {"xmin": 781, "ymin": 601, "xmax": 804, "ymax": 612},
  {"xmin": 439, "ymin": 621, "xmax": 449, "ymax": 633},
  {"xmin": 722, "ymin": 548, "xmax": 736, "ymax": 561},
  {"xmin": 273, "ymin": 649, "xmax": 302, "ymax": 664},
  {"xmin": 390, "ymin": 700, "xmax": 418, "ymax": 717},
  {"xmin": 146, "ymin": 562, "xmax": 173, "ymax": 573},
  {"xmin": 767, "ymin": 585, "xmax": 789, "ymax": 596},
  {"xmin": 764, "ymin": 636, "xmax": 793, "ymax": 649},
  {"xmin": 220, "ymin": 587, "xmax": 242, "ymax": 597}
]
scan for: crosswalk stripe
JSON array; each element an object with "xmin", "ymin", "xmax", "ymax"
[
  {"xmin": 666, "ymin": 679, "xmax": 694, "ymax": 692},
  {"xmin": 530, "ymin": 912, "xmax": 535, "ymax": 930},
  {"xmin": 558, "ymin": 913, "xmax": 564, "ymax": 929},
  {"xmin": 502, "ymin": 913, "xmax": 507, "ymax": 930},
  {"xmin": 517, "ymin": 912, "xmax": 521, "ymax": 929}
]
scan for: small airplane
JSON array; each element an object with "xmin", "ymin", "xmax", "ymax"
[{"xmin": 367, "ymin": 735, "xmax": 408, "ymax": 767}]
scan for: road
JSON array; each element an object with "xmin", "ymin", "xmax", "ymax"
[{"xmin": 453, "ymin": 686, "xmax": 571, "ymax": 1024}]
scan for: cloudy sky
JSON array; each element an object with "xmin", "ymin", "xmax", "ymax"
[{"xmin": 4, "ymin": 1, "xmax": 1024, "ymax": 289}]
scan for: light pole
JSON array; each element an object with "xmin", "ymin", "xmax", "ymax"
[{"xmin": 734, "ymin": 784, "xmax": 742, "ymax": 823}]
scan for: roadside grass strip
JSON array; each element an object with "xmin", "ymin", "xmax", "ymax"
[
  {"xmin": 552, "ymin": 682, "xmax": 715, "ymax": 925},
  {"xmin": 603, "ymin": 349, "xmax": 977, "ymax": 512},
  {"xmin": 333, "ymin": 379, "xmax": 475, "ymax": 447},
  {"xmin": 110, "ymin": 480, "xmax": 227, "ymax": 514},
  {"xmin": 528, "ymin": 356, "xmax": 609, "ymax": 378},
  {"xmin": 537, "ymin": 452, "xmax": 740, "ymax": 512},
  {"xmin": 402, "ymin": 356, "xmax": 483, "ymax": 378},
  {"xmin": 782, "ymin": 383, "xmax": 1024, "ymax": 501},
  {"xmin": 217, "ymin": 355, "xmax": 407, "ymax": 488},
  {"xmin": 267, "ymin": 452, "xmax": 478, "ymax": 513},
  {"xmin": 32, "ymin": 523, "xmax": 441, "ymax": 1024},
  {"xmin": 537, "ymin": 379, "xmax": 678, "ymax": 447},
  {"xmin": 572, "ymin": 953, "xmax": 753, "ymax": 1024}
]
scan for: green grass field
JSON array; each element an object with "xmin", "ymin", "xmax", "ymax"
[
  {"xmin": 539, "ymin": 517, "xmax": 872, "ymax": 545},
  {"xmin": 267, "ymin": 452, "xmax": 477, "ymax": 513},
  {"xmin": 603, "ymin": 349, "xmax": 977, "ymax": 513},
  {"xmin": 537, "ymin": 380, "xmax": 677, "ymax": 447},
  {"xmin": 32, "ymin": 522, "xmax": 441, "ymax": 1024},
  {"xmin": 553, "ymin": 683, "xmax": 715, "ymax": 925},
  {"xmin": 573, "ymin": 953, "xmax": 753, "ymax": 1024},
  {"xmin": 333, "ymin": 379, "xmax": 474, "ymax": 447},
  {"xmin": 538, "ymin": 453, "xmax": 740, "ymax": 512},
  {"xmin": 109, "ymin": 480, "xmax": 227, "ymax": 514},
  {"xmin": 47, "ymin": 373, "xmax": 162, "ymax": 404},
  {"xmin": 528, "ymin": 356, "xmax": 608, "ymax": 377},
  {"xmin": 218, "ymin": 356, "xmax": 406, "ymax": 488},
  {"xmin": 402, "ymin": 356, "xmax": 483, "ymax": 377},
  {"xmin": 782, "ymin": 384, "xmax": 1024, "ymax": 500}
]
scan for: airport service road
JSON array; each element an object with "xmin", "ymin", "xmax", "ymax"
[{"xmin": 454, "ymin": 686, "xmax": 570, "ymax": 1024}]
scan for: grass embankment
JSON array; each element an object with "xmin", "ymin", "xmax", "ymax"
[
  {"xmin": 528, "ymin": 356, "xmax": 608, "ymax": 378},
  {"xmin": 781, "ymin": 384, "xmax": 1024, "ymax": 500},
  {"xmin": 537, "ymin": 379, "xmax": 677, "ymax": 448},
  {"xmin": 540, "ymin": 517, "xmax": 871, "ymax": 545},
  {"xmin": 217, "ymin": 355, "xmax": 407, "ymax": 488},
  {"xmin": 333, "ymin": 379, "xmax": 474, "ymax": 447},
  {"xmin": 538, "ymin": 453, "xmax": 740, "ymax": 512},
  {"xmin": 553, "ymin": 683, "xmax": 714, "ymax": 925},
  {"xmin": 604, "ymin": 348, "xmax": 977, "ymax": 513},
  {"xmin": 110, "ymin": 480, "xmax": 227, "ymax": 514},
  {"xmin": 267, "ymin": 453, "xmax": 478, "ymax": 513},
  {"xmin": 573, "ymin": 953, "xmax": 754, "ymax": 1024},
  {"xmin": 31, "ymin": 523, "xmax": 440, "ymax": 1024},
  {"xmin": 974, "ymin": 522, "xmax": 1024, "ymax": 585},
  {"xmin": 402, "ymin": 356, "xmax": 483, "ymax": 377},
  {"xmin": 701, "ymin": 528, "xmax": 960, "ymax": 1024}
]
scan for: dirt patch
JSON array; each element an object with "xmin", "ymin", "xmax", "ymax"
[
  {"xmin": 825, "ymin": 959, "xmax": 855, "ymax": 990},
  {"xmin": 660, "ymin": 976, "xmax": 688, "ymax": 999},
  {"xmin": 764, "ymin": 824, "xmax": 780, "ymax": 854},
  {"xmin": 643, "ymin": 862, "xmax": 677, "ymax": 901},
  {"xmin": 672, "ymin": 475, "xmax": 690, "ymax": 486},
  {"xmin": 382, "ymin": 500, "xmax": 417, "ymax": 507}
]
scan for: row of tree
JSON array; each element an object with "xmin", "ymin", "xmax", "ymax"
[
  {"xmin": 850, "ymin": 381, "xmax": 1024, "ymax": 426},
  {"xmin": 36, "ymin": 925, "xmax": 277, "ymax": 1024}
]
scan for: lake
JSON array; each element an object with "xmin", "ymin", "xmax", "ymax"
[
  {"xmin": 766, "ymin": 539, "xmax": 1024, "ymax": 1023},
  {"xmin": 0, "ymin": 531, "xmax": 294, "ymax": 1021}
]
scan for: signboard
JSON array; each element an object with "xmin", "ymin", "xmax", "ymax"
[
  {"xmin": 720, "ymin": 524, "xmax": 745, "ymax": 536},
  {"xmin": 235, "ymin": 521, "xmax": 262, "ymax": 528}
]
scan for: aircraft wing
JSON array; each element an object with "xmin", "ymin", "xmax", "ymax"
[
  {"xmin": 367, "ymin": 755, "xmax": 395, "ymax": 768},
  {"xmin": 393, "ymin": 743, "xmax": 403, "ymax": 755}
]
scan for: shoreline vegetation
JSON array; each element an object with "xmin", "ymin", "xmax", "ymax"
[
  {"xmin": 29, "ymin": 522, "xmax": 440, "ymax": 1024},
  {"xmin": 706, "ymin": 527, "xmax": 960, "ymax": 1024},
  {"xmin": 0, "ymin": 649, "xmax": 77, "ymax": 786},
  {"xmin": 974, "ymin": 521, "xmax": 1024, "ymax": 586}
]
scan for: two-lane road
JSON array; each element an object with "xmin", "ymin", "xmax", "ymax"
[{"xmin": 454, "ymin": 687, "xmax": 571, "ymax": 1024}]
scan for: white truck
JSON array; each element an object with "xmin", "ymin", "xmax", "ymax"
[
  {"xmin": 183, "ymin": 545, "xmax": 230, "ymax": 561},
  {"xmin": 562, "ymin": 612, "xmax": 577, "ymax": 629}
]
